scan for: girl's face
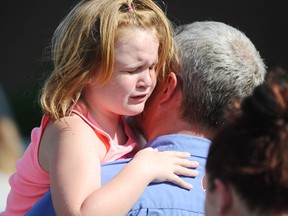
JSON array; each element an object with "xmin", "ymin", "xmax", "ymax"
[{"xmin": 84, "ymin": 28, "xmax": 158, "ymax": 119}]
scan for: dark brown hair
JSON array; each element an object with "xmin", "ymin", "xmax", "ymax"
[{"xmin": 206, "ymin": 67, "xmax": 288, "ymax": 214}]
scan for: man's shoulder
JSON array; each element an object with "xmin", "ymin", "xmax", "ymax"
[
  {"xmin": 102, "ymin": 158, "xmax": 131, "ymax": 167},
  {"xmin": 127, "ymin": 172, "xmax": 206, "ymax": 215}
]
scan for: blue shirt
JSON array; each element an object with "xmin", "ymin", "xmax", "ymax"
[{"xmin": 26, "ymin": 134, "xmax": 210, "ymax": 216}]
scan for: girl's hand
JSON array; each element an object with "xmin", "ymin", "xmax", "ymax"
[{"xmin": 130, "ymin": 147, "xmax": 199, "ymax": 190}]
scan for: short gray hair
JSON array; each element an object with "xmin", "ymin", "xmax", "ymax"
[{"xmin": 174, "ymin": 21, "xmax": 267, "ymax": 129}]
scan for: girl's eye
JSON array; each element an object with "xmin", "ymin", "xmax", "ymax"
[
  {"xmin": 126, "ymin": 69, "xmax": 137, "ymax": 74},
  {"xmin": 149, "ymin": 63, "xmax": 157, "ymax": 70},
  {"xmin": 120, "ymin": 68, "xmax": 137, "ymax": 74}
]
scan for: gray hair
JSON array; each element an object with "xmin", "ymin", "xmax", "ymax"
[{"xmin": 174, "ymin": 21, "xmax": 267, "ymax": 129}]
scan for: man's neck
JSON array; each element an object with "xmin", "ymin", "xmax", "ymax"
[{"xmin": 148, "ymin": 121, "xmax": 214, "ymax": 141}]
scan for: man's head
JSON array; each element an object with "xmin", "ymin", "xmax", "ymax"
[{"xmin": 137, "ymin": 21, "xmax": 267, "ymax": 141}]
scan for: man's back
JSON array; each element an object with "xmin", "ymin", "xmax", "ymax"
[
  {"xmin": 116, "ymin": 135, "xmax": 209, "ymax": 215},
  {"xmin": 26, "ymin": 134, "xmax": 209, "ymax": 216}
]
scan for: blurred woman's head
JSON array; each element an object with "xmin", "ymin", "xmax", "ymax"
[{"xmin": 205, "ymin": 67, "xmax": 288, "ymax": 216}]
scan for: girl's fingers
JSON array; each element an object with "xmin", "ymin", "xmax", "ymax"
[
  {"xmin": 174, "ymin": 166, "xmax": 199, "ymax": 177},
  {"xmin": 164, "ymin": 151, "xmax": 191, "ymax": 158},
  {"xmin": 177, "ymin": 159, "xmax": 199, "ymax": 168},
  {"xmin": 167, "ymin": 175, "xmax": 193, "ymax": 190}
]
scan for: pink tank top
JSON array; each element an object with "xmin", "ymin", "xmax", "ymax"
[{"xmin": 1, "ymin": 102, "xmax": 137, "ymax": 216}]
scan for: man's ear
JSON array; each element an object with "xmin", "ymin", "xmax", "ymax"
[
  {"xmin": 214, "ymin": 179, "xmax": 233, "ymax": 215},
  {"xmin": 158, "ymin": 72, "xmax": 178, "ymax": 104}
]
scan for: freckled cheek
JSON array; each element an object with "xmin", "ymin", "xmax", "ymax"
[
  {"xmin": 110, "ymin": 77, "xmax": 133, "ymax": 91},
  {"xmin": 112, "ymin": 83, "xmax": 134, "ymax": 99}
]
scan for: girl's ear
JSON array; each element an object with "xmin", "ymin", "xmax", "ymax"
[
  {"xmin": 214, "ymin": 179, "xmax": 233, "ymax": 215},
  {"xmin": 158, "ymin": 72, "xmax": 178, "ymax": 104}
]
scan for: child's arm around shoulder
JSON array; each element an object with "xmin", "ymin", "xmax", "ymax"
[
  {"xmin": 39, "ymin": 115, "xmax": 199, "ymax": 215},
  {"xmin": 93, "ymin": 148, "xmax": 199, "ymax": 215}
]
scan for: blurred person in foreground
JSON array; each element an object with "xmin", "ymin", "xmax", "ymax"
[
  {"xmin": 205, "ymin": 67, "xmax": 288, "ymax": 216},
  {"xmin": 0, "ymin": 86, "xmax": 23, "ymax": 211}
]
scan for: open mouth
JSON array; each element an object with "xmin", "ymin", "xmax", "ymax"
[{"xmin": 131, "ymin": 94, "xmax": 147, "ymax": 101}]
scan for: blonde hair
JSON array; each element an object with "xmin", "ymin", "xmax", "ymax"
[{"xmin": 40, "ymin": 0, "xmax": 176, "ymax": 121}]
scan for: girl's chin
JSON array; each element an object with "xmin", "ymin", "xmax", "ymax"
[{"xmin": 125, "ymin": 108, "xmax": 145, "ymax": 117}]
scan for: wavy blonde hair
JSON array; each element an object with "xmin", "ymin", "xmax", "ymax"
[{"xmin": 40, "ymin": 0, "xmax": 177, "ymax": 121}]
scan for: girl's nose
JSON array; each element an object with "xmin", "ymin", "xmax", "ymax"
[{"xmin": 136, "ymin": 68, "xmax": 155, "ymax": 88}]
